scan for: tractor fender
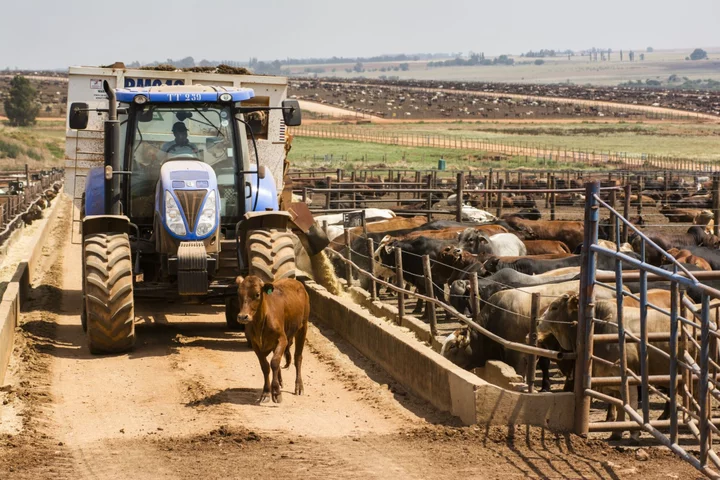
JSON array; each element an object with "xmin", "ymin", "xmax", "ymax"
[{"xmin": 83, "ymin": 215, "xmax": 130, "ymax": 237}]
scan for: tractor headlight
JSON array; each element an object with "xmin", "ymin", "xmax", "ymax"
[
  {"xmin": 195, "ymin": 192, "xmax": 217, "ymax": 237},
  {"xmin": 164, "ymin": 191, "xmax": 187, "ymax": 236}
]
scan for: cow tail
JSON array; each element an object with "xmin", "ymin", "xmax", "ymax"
[{"xmin": 560, "ymin": 242, "xmax": 571, "ymax": 254}]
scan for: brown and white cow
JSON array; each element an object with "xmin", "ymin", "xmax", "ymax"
[{"xmin": 236, "ymin": 276, "xmax": 309, "ymax": 404}]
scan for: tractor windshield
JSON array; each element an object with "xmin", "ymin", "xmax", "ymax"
[{"xmin": 129, "ymin": 104, "xmax": 239, "ymax": 221}]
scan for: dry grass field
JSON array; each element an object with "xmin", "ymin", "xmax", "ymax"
[
  {"xmin": 0, "ymin": 120, "xmax": 65, "ymax": 170},
  {"xmin": 287, "ymin": 48, "xmax": 720, "ymax": 86}
]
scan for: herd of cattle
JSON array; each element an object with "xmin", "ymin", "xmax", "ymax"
[
  {"xmin": 291, "ymin": 77, "xmax": 720, "ymax": 118},
  {"xmin": 305, "ymin": 179, "xmax": 720, "ymax": 439},
  {"xmin": 290, "ymin": 80, "xmax": 624, "ymax": 120}
]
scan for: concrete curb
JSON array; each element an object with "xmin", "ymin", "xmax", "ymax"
[
  {"xmin": 0, "ymin": 192, "xmax": 64, "ymax": 384},
  {"xmin": 302, "ymin": 277, "xmax": 575, "ymax": 429}
]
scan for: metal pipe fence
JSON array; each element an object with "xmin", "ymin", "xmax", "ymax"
[{"xmin": 578, "ymin": 180, "xmax": 720, "ymax": 478}]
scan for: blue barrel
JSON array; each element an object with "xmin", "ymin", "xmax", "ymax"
[{"xmin": 438, "ymin": 158, "xmax": 447, "ymax": 171}]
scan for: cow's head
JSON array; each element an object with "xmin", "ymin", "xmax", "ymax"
[
  {"xmin": 235, "ymin": 275, "xmax": 274, "ymax": 325},
  {"xmin": 458, "ymin": 229, "xmax": 493, "ymax": 256},
  {"xmin": 539, "ymin": 292, "xmax": 580, "ymax": 352},
  {"xmin": 440, "ymin": 328, "xmax": 473, "ymax": 369}
]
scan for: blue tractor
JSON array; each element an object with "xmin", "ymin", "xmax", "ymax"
[{"xmin": 68, "ymin": 81, "xmax": 326, "ymax": 354}]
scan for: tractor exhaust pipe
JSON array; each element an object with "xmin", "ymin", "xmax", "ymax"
[{"xmin": 102, "ymin": 81, "xmax": 122, "ymax": 215}]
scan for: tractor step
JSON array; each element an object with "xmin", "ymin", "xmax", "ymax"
[{"xmin": 177, "ymin": 241, "xmax": 208, "ymax": 295}]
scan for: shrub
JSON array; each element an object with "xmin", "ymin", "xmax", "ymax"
[
  {"xmin": 690, "ymin": 48, "xmax": 708, "ymax": 61},
  {"xmin": 0, "ymin": 139, "xmax": 22, "ymax": 158}
]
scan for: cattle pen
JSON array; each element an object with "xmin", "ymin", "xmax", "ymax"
[{"xmin": 292, "ymin": 166, "xmax": 720, "ymax": 478}]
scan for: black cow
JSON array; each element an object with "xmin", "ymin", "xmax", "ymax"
[
  {"xmin": 484, "ymin": 252, "xmax": 641, "ymax": 275},
  {"xmin": 378, "ymin": 236, "xmax": 456, "ymax": 314},
  {"xmin": 502, "ymin": 208, "xmax": 542, "ymax": 222},
  {"xmin": 632, "ymin": 226, "xmax": 720, "ymax": 265},
  {"xmin": 686, "ymin": 246, "xmax": 720, "ymax": 270}
]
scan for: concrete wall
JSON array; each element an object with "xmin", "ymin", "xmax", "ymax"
[
  {"xmin": 0, "ymin": 194, "xmax": 63, "ymax": 385},
  {"xmin": 304, "ymin": 278, "xmax": 575, "ymax": 430}
]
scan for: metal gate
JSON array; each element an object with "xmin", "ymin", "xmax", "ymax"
[{"xmin": 577, "ymin": 181, "xmax": 720, "ymax": 478}]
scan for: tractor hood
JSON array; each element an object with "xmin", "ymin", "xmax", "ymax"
[{"xmin": 155, "ymin": 160, "xmax": 220, "ymax": 240}]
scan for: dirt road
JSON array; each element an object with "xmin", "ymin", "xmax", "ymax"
[{"xmin": 0, "ymin": 198, "xmax": 702, "ymax": 479}]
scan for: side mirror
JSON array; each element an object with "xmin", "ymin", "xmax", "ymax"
[
  {"xmin": 281, "ymin": 99, "xmax": 301, "ymax": 127},
  {"xmin": 69, "ymin": 102, "xmax": 89, "ymax": 130}
]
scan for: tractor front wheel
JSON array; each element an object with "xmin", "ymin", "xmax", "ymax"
[{"xmin": 83, "ymin": 233, "xmax": 135, "ymax": 354}]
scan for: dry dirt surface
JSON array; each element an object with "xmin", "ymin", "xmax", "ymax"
[{"xmin": 0, "ymin": 202, "xmax": 704, "ymax": 479}]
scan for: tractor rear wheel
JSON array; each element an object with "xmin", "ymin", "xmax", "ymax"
[
  {"xmin": 246, "ymin": 229, "xmax": 296, "ymax": 283},
  {"xmin": 83, "ymin": 233, "xmax": 135, "ymax": 354}
]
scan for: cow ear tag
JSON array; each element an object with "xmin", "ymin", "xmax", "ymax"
[{"xmin": 263, "ymin": 285, "xmax": 274, "ymax": 295}]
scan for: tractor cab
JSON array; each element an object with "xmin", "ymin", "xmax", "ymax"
[{"xmin": 116, "ymin": 86, "xmax": 266, "ymax": 227}]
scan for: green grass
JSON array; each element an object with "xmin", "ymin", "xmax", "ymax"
[
  {"xmin": 296, "ymin": 121, "xmax": 720, "ymax": 162},
  {"xmin": 287, "ymin": 137, "xmax": 610, "ymax": 171}
]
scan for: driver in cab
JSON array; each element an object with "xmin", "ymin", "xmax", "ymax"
[{"xmin": 161, "ymin": 122, "xmax": 199, "ymax": 156}]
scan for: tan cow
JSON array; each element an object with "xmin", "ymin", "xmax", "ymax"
[{"xmin": 538, "ymin": 294, "xmax": 674, "ymax": 441}]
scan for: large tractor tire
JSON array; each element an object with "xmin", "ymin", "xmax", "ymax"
[
  {"xmin": 225, "ymin": 296, "xmax": 242, "ymax": 330},
  {"xmin": 246, "ymin": 229, "xmax": 296, "ymax": 283},
  {"xmin": 83, "ymin": 233, "xmax": 136, "ymax": 354}
]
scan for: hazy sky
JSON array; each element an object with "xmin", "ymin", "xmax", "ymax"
[{"xmin": 2, "ymin": 0, "xmax": 719, "ymax": 70}]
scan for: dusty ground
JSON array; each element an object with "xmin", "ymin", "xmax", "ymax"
[{"xmin": 0, "ymin": 199, "xmax": 704, "ymax": 479}]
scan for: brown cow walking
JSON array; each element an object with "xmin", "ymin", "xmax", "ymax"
[{"xmin": 236, "ymin": 276, "xmax": 309, "ymax": 404}]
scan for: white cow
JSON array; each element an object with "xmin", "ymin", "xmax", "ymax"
[
  {"xmin": 460, "ymin": 205, "xmax": 496, "ymax": 223},
  {"xmin": 458, "ymin": 229, "xmax": 526, "ymax": 257}
]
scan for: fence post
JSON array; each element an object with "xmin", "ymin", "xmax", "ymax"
[
  {"xmin": 637, "ymin": 176, "xmax": 644, "ymax": 217},
  {"xmin": 713, "ymin": 175, "xmax": 720, "ymax": 237},
  {"xmin": 325, "ymin": 176, "xmax": 332, "ymax": 210},
  {"xmin": 550, "ymin": 176, "xmax": 556, "ymax": 221},
  {"xmin": 608, "ymin": 188, "xmax": 617, "ymax": 243},
  {"xmin": 422, "ymin": 255, "xmax": 437, "ymax": 338},
  {"xmin": 469, "ymin": 273, "xmax": 480, "ymax": 322},
  {"xmin": 395, "ymin": 247, "xmax": 405, "ymax": 325},
  {"xmin": 495, "ymin": 179, "xmax": 504, "ymax": 218},
  {"xmin": 623, "ymin": 184, "xmax": 631, "ymax": 243},
  {"xmin": 574, "ymin": 180, "xmax": 599, "ymax": 437},
  {"xmin": 396, "ymin": 173, "xmax": 402, "ymax": 207},
  {"xmin": 344, "ymin": 230, "xmax": 353, "ymax": 286},
  {"xmin": 456, "ymin": 172, "xmax": 464, "ymax": 222},
  {"xmin": 545, "ymin": 172, "xmax": 551, "ymax": 208},
  {"xmin": 367, "ymin": 238, "xmax": 377, "ymax": 301},
  {"xmin": 483, "ymin": 175, "xmax": 490, "ymax": 209},
  {"xmin": 425, "ymin": 175, "xmax": 433, "ymax": 221},
  {"xmin": 526, "ymin": 292, "xmax": 540, "ymax": 394}
]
